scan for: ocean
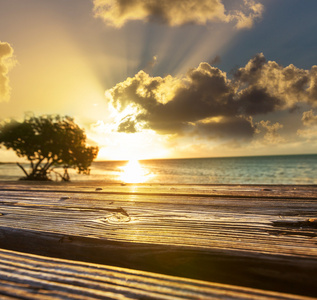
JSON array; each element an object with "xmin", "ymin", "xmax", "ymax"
[{"xmin": 0, "ymin": 154, "xmax": 316, "ymax": 185}]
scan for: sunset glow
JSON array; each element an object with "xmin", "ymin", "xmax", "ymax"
[
  {"xmin": 90, "ymin": 122, "xmax": 170, "ymax": 161},
  {"xmin": 1, "ymin": 1, "xmax": 317, "ymax": 162}
]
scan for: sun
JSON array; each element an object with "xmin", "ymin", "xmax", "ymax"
[{"xmin": 120, "ymin": 159, "xmax": 153, "ymax": 183}]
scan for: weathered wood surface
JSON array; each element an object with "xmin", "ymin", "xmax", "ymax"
[
  {"xmin": 1, "ymin": 248, "xmax": 314, "ymax": 300},
  {"xmin": 0, "ymin": 182, "xmax": 317, "ymax": 297}
]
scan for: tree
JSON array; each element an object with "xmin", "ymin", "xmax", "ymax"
[{"xmin": 0, "ymin": 115, "xmax": 99, "ymax": 181}]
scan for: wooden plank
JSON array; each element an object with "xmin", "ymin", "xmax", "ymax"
[
  {"xmin": 1, "ymin": 181, "xmax": 317, "ymax": 199},
  {"xmin": 1, "ymin": 183, "xmax": 316, "ymax": 257},
  {"xmin": 0, "ymin": 248, "xmax": 314, "ymax": 300},
  {"xmin": 0, "ymin": 182, "xmax": 317, "ymax": 297}
]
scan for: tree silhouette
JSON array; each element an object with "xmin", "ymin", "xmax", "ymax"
[{"xmin": 0, "ymin": 115, "xmax": 99, "ymax": 181}]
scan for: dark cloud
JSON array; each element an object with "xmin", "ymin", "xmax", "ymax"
[
  {"xmin": 234, "ymin": 53, "xmax": 266, "ymax": 84},
  {"xmin": 105, "ymin": 54, "xmax": 317, "ymax": 143},
  {"xmin": 0, "ymin": 41, "xmax": 14, "ymax": 102},
  {"xmin": 107, "ymin": 63, "xmax": 239, "ymax": 136},
  {"xmin": 93, "ymin": 0, "xmax": 263, "ymax": 29},
  {"xmin": 193, "ymin": 116, "xmax": 255, "ymax": 140},
  {"xmin": 238, "ymin": 87, "xmax": 284, "ymax": 115}
]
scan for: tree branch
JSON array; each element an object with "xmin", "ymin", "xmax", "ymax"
[
  {"xmin": 32, "ymin": 158, "xmax": 44, "ymax": 174},
  {"xmin": 43, "ymin": 159, "xmax": 55, "ymax": 172},
  {"xmin": 16, "ymin": 163, "xmax": 29, "ymax": 177}
]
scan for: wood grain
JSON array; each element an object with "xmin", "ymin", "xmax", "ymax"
[
  {"xmin": 0, "ymin": 248, "xmax": 315, "ymax": 300},
  {"xmin": 0, "ymin": 182, "xmax": 316, "ymax": 297}
]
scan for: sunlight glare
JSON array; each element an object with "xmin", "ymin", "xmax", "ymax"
[
  {"xmin": 120, "ymin": 160, "xmax": 152, "ymax": 183},
  {"xmin": 89, "ymin": 121, "xmax": 170, "ymax": 161}
]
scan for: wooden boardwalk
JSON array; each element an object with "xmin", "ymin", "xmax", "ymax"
[{"xmin": 0, "ymin": 182, "xmax": 316, "ymax": 298}]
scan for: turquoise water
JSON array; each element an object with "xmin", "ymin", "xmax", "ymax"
[{"xmin": 1, "ymin": 154, "xmax": 316, "ymax": 185}]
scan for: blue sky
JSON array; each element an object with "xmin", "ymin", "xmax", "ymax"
[
  {"xmin": 221, "ymin": 1, "xmax": 317, "ymax": 71},
  {"xmin": 0, "ymin": 0, "xmax": 317, "ymax": 160}
]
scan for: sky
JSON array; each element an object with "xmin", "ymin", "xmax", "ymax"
[{"xmin": 0, "ymin": 0, "xmax": 317, "ymax": 161}]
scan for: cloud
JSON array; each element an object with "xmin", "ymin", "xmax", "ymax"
[
  {"xmin": 231, "ymin": 0, "xmax": 264, "ymax": 30},
  {"xmin": 238, "ymin": 87, "xmax": 284, "ymax": 115},
  {"xmin": 301, "ymin": 110, "xmax": 317, "ymax": 126},
  {"xmin": 117, "ymin": 116, "xmax": 138, "ymax": 133},
  {"xmin": 257, "ymin": 120, "xmax": 284, "ymax": 144},
  {"xmin": 105, "ymin": 53, "xmax": 317, "ymax": 146},
  {"xmin": 234, "ymin": 53, "xmax": 317, "ymax": 110},
  {"xmin": 297, "ymin": 110, "xmax": 317, "ymax": 140},
  {"xmin": 106, "ymin": 53, "xmax": 317, "ymax": 149},
  {"xmin": 106, "ymin": 62, "xmax": 254, "ymax": 139},
  {"xmin": 93, "ymin": 0, "xmax": 263, "ymax": 29},
  {"xmin": 0, "ymin": 41, "xmax": 15, "ymax": 102},
  {"xmin": 309, "ymin": 66, "xmax": 317, "ymax": 103},
  {"xmin": 193, "ymin": 116, "xmax": 255, "ymax": 140}
]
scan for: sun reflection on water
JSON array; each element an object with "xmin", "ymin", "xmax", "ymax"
[{"xmin": 120, "ymin": 160, "xmax": 153, "ymax": 184}]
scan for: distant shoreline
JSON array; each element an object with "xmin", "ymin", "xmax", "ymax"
[
  {"xmin": 1, "ymin": 154, "xmax": 316, "ymax": 185},
  {"xmin": 1, "ymin": 153, "xmax": 317, "ymax": 165},
  {"xmin": 96, "ymin": 153, "xmax": 317, "ymax": 163}
]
